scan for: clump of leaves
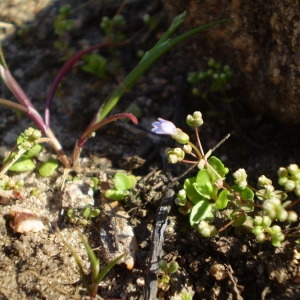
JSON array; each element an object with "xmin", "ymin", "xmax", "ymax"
[
  {"xmin": 100, "ymin": 14, "xmax": 127, "ymax": 43},
  {"xmin": 67, "ymin": 205, "xmax": 101, "ymax": 226},
  {"xmin": 158, "ymin": 259, "xmax": 179, "ymax": 292},
  {"xmin": 0, "ymin": 174, "xmax": 23, "ymax": 191},
  {"xmin": 105, "ymin": 172, "xmax": 137, "ymax": 201},
  {"xmin": 81, "ymin": 53, "xmax": 108, "ymax": 78},
  {"xmin": 151, "ymin": 112, "xmax": 299, "ymax": 247},
  {"xmin": 0, "ymin": 128, "xmax": 59, "ymax": 177},
  {"xmin": 54, "ymin": 4, "xmax": 75, "ymax": 58},
  {"xmin": 188, "ymin": 58, "xmax": 233, "ymax": 104}
]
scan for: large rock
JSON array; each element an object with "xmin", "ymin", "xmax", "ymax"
[{"xmin": 164, "ymin": 0, "xmax": 300, "ymax": 123}]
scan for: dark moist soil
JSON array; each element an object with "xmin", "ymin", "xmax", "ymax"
[{"xmin": 1, "ymin": 1, "xmax": 300, "ymax": 299}]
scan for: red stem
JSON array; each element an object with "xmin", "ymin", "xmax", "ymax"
[
  {"xmin": 45, "ymin": 42, "xmax": 121, "ymax": 127},
  {"xmin": 72, "ymin": 112, "xmax": 138, "ymax": 167}
]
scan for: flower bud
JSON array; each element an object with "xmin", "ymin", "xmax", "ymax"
[
  {"xmin": 183, "ymin": 144, "xmax": 192, "ymax": 154},
  {"xmin": 276, "ymin": 208, "xmax": 288, "ymax": 222},
  {"xmin": 253, "ymin": 216, "xmax": 263, "ymax": 226},
  {"xmin": 262, "ymin": 216, "xmax": 272, "ymax": 227},
  {"xmin": 171, "ymin": 129, "xmax": 189, "ymax": 144},
  {"xmin": 233, "ymin": 168, "xmax": 248, "ymax": 189},
  {"xmin": 277, "ymin": 167, "xmax": 288, "ymax": 178},
  {"xmin": 287, "ymin": 210, "xmax": 298, "ymax": 223},
  {"xmin": 165, "ymin": 148, "xmax": 185, "ymax": 164},
  {"xmin": 21, "ymin": 141, "xmax": 34, "ymax": 150},
  {"xmin": 284, "ymin": 179, "xmax": 295, "ymax": 191},
  {"xmin": 278, "ymin": 176, "xmax": 288, "ymax": 186},
  {"xmin": 186, "ymin": 111, "xmax": 204, "ymax": 127},
  {"xmin": 177, "ymin": 189, "xmax": 186, "ymax": 201},
  {"xmin": 256, "ymin": 232, "xmax": 266, "ymax": 243},
  {"xmin": 258, "ymin": 175, "xmax": 272, "ymax": 187},
  {"xmin": 287, "ymin": 164, "xmax": 299, "ymax": 175}
]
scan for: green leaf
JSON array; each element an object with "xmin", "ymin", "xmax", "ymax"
[
  {"xmin": 184, "ymin": 177, "xmax": 206, "ymax": 204},
  {"xmin": 194, "ymin": 169, "xmax": 213, "ymax": 198},
  {"xmin": 232, "ymin": 185, "xmax": 254, "ymax": 200},
  {"xmin": 231, "ymin": 185, "xmax": 254, "ymax": 212},
  {"xmin": 82, "ymin": 207, "xmax": 92, "ymax": 219},
  {"xmin": 230, "ymin": 210, "xmax": 247, "ymax": 227},
  {"xmin": 89, "ymin": 208, "xmax": 101, "ymax": 218},
  {"xmin": 189, "ymin": 199, "xmax": 213, "ymax": 226},
  {"xmin": 95, "ymin": 252, "xmax": 126, "ymax": 284},
  {"xmin": 9, "ymin": 157, "xmax": 35, "ymax": 172},
  {"xmin": 81, "ymin": 233, "xmax": 100, "ymax": 282},
  {"xmin": 215, "ymin": 189, "xmax": 230, "ymax": 209},
  {"xmin": 38, "ymin": 158, "xmax": 59, "ymax": 177},
  {"xmin": 23, "ymin": 144, "xmax": 42, "ymax": 158},
  {"xmin": 114, "ymin": 173, "xmax": 135, "ymax": 191},
  {"xmin": 126, "ymin": 175, "xmax": 137, "ymax": 189},
  {"xmin": 105, "ymin": 189, "xmax": 128, "ymax": 200},
  {"xmin": 82, "ymin": 54, "xmax": 107, "ymax": 77},
  {"xmin": 167, "ymin": 261, "xmax": 179, "ymax": 274},
  {"xmin": 207, "ymin": 156, "xmax": 229, "ymax": 180},
  {"xmin": 97, "ymin": 16, "xmax": 228, "ymax": 121}
]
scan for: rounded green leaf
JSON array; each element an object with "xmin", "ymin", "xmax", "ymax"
[
  {"xmin": 184, "ymin": 177, "xmax": 200, "ymax": 204},
  {"xmin": 9, "ymin": 158, "xmax": 36, "ymax": 172},
  {"xmin": 215, "ymin": 189, "xmax": 229, "ymax": 209},
  {"xmin": 114, "ymin": 173, "xmax": 132, "ymax": 191},
  {"xmin": 38, "ymin": 159, "xmax": 59, "ymax": 177},
  {"xmin": 126, "ymin": 175, "xmax": 137, "ymax": 189},
  {"xmin": 189, "ymin": 199, "xmax": 213, "ymax": 226},
  {"xmin": 232, "ymin": 185, "xmax": 254, "ymax": 200},
  {"xmin": 167, "ymin": 261, "xmax": 179, "ymax": 274},
  {"xmin": 105, "ymin": 189, "xmax": 128, "ymax": 200},
  {"xmin": 23, "ymin": 144, "xmax": 42, "ymax": 158},
  {"xmin": 207, "ymin": 156, "xmax": 229, "ymax": 180},
  {"xmin": 194, "ymin": 169, "xmax": 213, "ymax": 199}
]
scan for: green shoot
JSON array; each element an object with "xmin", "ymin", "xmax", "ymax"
[
  {"xmin": 105, "ymin": 172, "xmax": 137, "ymax": 201},
  {"xmin": 61, "ymin": 231, "xmax": 126, "ymax": 299}
]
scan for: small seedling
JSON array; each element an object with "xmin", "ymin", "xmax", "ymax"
[
  {"xmin": 105, "ymin": 172, "xmax": 137, "ymax": 201},
  {"xmin": 101, "ymin": 14, "xmax": 127, "ymax": 43},
  {"xmin": 0, "ymin": 174, "xmax": 23, "ymax": 191},
  {"xmin": 81, "ymin": 53, "xmax": 108, "ymax": 78},
  {"xmin": 67, "ymin": 205, "xmax": 101, "ymax": 225},
  {"xmin": 1, "ymin": 127, "xmax": 59, "ymax": 177},
  {"xmin": 158, "ymin": 259, "xmax": 179, "ymax": 292},
  {"xmin": 188, "ymin": 58, "xmax": 233, "ymax": 104},
  {"xmin": 54, "ymin": 4, "xmax": 75, "ymax": 58},
  {"xmin": 61, "ymin": 231, "xmax": 125, "ymax": 299},
  {"xmin": 151, "ymin": 112, "xmax": 299, "ymax": 247}
]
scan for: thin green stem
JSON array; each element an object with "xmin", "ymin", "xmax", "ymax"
[
  {"xmin": 195, "ymin": 127, "xmax": 205, "ymax": 156},
  {"xmin": 188, "ymin": 141, "xmax": 203, "ymax": 159}
]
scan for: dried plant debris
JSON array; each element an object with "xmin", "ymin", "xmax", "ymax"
[{"xmin": 9, "ymin": 207, "xmax": 45, "ymax": 233}]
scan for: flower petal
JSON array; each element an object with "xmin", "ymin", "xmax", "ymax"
[{"xmin": 151, "ymin": 118, "xmax": 177, "ymax": 135}]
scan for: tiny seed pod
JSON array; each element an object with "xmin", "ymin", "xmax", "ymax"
[
  {"xmin": 287, "ymin": 164, "xmax": 299, "ymax": 175},
  {"xmin": 277, "ymin": 167, "xmax": 288, "ymax": 178},
  {"xmin": 256, "ymin": 232, "xmax": 266, "ymax": 243},
  {"xmin": 287, "ymin": 211, "xmax": 298, "ymax": 223},
  {"xmin": 284, "ymin": 180, "xmax": 296, "ymax": 191}
]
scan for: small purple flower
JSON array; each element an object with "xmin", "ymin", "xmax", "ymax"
[{"xmin": 151, "ymin": 118, "xmax": 177, "ymax": 135}]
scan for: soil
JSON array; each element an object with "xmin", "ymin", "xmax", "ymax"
[{"xmin": 1, "ymin": 1, "xmax": 300, "ymax": 300}]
